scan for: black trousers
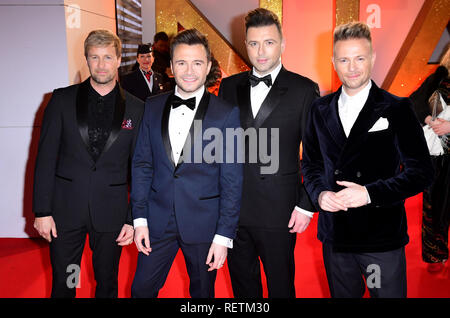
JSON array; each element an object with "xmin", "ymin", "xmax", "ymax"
[
  {"xmin": 322, "ymin": 243, "xmax": 407, "ymax": 298},
  {"xmin": 131, "ymin": 212, "xmax": 217, "ymax": 298},
  {"xmin": 227, "ymin": 226, "xmax": 297, "ymax": 298},
  {"xmin": 49, "ymin": 220, "xmax": 122, "ymax": 298}
]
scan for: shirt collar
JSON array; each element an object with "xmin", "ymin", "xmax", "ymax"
[
  {"xmin": 174, "ymin": 85, "xmax": 205, "ymax": 109},
  {"xmin": 252, "ymin": 60, "xmax": 282, "ymax": 84},
  {"xmin": 340, "ymin": 80, "xmax": 372, "ymax": 106}
]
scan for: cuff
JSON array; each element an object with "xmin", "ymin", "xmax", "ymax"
[
  {"xmin": 213, "ymin": 234, "xmax": 233, "ymax": 248},
  {"xmin": 133, "ymin": 218, "xmax": 148, "ymax": 229},
  {"xmin": 294, "ymin": 206, "xmax": 314, "ymax": 218},
  {"xmin": 364, "ymin": 186, "xmax": 371, "ymax": 204}
]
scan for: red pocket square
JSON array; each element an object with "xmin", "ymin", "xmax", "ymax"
[{"xmin": 121, "ymin": 119, "xmax": 134, "ymax": 130}]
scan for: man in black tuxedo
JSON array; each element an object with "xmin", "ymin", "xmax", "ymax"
[
  {"xmin": 33, "ymin": 29, "xmax": 144, "ymax": 298},
  {"xmin": 302, "ymin": 22, "xmax": 433, "ymax": 297},
  {"xmin": 218, "ymin": 8, "xmax": 319, "ymax": 297},
  {"xmin": 121, "ymin": 44, "xmax": 172, "ymax": 102}
]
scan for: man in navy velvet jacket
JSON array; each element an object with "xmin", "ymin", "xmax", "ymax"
[
  {"xmin": 302, "ymin": 22, "xmax": 433, "ymax": 298},
  {"xmin": 130, "ymin": 29, "xmax": 243, "ymax": 298}
]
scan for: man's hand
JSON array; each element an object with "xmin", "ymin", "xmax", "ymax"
[
  {"xmin": 288, "ymin": 210, "xmax": 311, "ymax": 233},
  {"xmin": 34, "ymin": 216, "xmax": 57, "ymax": 242},
  {"xmin": 206, "ymin": 243, "xmax": 227, "ymax": 272},
  {"xmin": 116, "ymin": 224, "xmax": 134, "ymax": 246},
  {"xmin": 318, "ymin": 191, "xmax": 348, "ymax": 212},
  {"xmin": 430, "ymin": 118, "xmax": 450, "ymax": 136},
  {"xmin": 134, "ymin": 226, "xmax": 151, "ymax": 255},
  {"xmin": 335, "ymin": 181, "xmax": 369, "ymax": 208}
]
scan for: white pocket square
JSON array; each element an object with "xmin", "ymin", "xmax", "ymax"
[{"xmin": 368, "ymin": 117, "xmax": 389, "ymax": 132}]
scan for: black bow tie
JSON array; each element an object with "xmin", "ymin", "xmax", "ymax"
[
  {"xmin": 249, "ymin": 73, "xmax": 272, "ymax": 87},
  {"xmin": 171, "ymin": 95, "xmax": 196, "ymax": 110}
]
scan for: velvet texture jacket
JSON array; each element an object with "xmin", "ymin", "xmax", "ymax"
[{"xmin": 302, "ymin": 81, "xmax": 433, "ymax": 252}]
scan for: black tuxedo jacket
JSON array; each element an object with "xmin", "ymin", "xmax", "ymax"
[
  {"xmin": 33, "ymin": 79, "xmax": 144, "ymax": 232},
  {"xmin": 218, "ymin": 66, "xmax": 320, "ymax": 229},
  {"xmin": 302, "ymin": 81, "xmax": 433, "ymax": 252},
  {"xmin": 120, "ymin": 68, "xmax": 171, "ymax": 102}
]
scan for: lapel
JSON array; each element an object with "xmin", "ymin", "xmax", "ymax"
[
  {"xmin": 323, "ymin": 81, "xmax": 390, "ymax": 167},
  {"xmin": 236, "ymin": 72, "xmax": 253, "ymax": 129},
  {"xmin": 76, "ymin": 79, "xmax": 126, "ymax": 162},
  {"xmin": 76, "ymin": 79, "xmax": 91, "ymax": 160},
  {"xmin": 161, "ymin": 90, "xmax": 210, "ymax": 170},
  {"xmin": 318, "ymin": 87, "xmax": 347, "ymax": 148},
  {"xmin": 253, "ymin": 67, "xmax": 289, "ymax": 129}
]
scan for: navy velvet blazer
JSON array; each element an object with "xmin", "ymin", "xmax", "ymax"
[
  {"xmin": 302, "ymin": 81, "xmax": 433, "ymax": 252},
  {"xmin": 131, "ymin": 90, "xmax": 243, "ymax": 244}
]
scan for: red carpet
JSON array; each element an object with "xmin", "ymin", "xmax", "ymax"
[{"xmin": 0, "ymin": 193, "xmax": 448, "ymax": 298}]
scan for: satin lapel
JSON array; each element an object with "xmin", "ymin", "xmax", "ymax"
[
  {"xmin": 161, "ymin": 94, "xmax": 175, "ymax": 168},
  {"xmin": 236, "ymin": 72, "xmax": 254, "ymax": 129},
  {"xmin": 76, "ymin": 79, "xmax": 92, "ymax": 159},
  {"xmin": 100, "ymin": 84, "xmax": 126, "ymax": 157},
  {"xmin": 175, "ymin": 90, "xmax": 210, "ymax": 170},
  {"xmin": 319, "ymin": 88, "xmax": 347, "ymax": 148},
  {"xmin": 253, "ymin": 68, "xmax": 288, "ymax": 129}
]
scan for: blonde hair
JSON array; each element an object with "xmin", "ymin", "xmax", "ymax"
[
  {"xmin": 333, "ymin": 22, "xmax": 372, "ymax": 55},
  {"xmin": 84, "ymin": 29, "xmax": 122, "ymax": 58},
  {"xmin": 440, "ymin": 44, "xmax": 450, "ymax": 71}
]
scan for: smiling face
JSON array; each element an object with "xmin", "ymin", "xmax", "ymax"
[
  {"xmin": 137, "ymin": 52, "xmax": 154, "ymax": 72},
  {"xmin": 333, "ymin": 38, "xmax": 376, "ymax": 96},
  {"xmin": 245, "ymin": 24, "xmax": 285, "ymax": 75},
  {"xmin": 171, "ymin": 43, "xmax": 211, "ymax": 97},
  {"xmin": 86, "ymin": 44, "xmax": 121, "ymax": 86}
]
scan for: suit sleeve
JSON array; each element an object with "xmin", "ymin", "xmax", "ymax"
[
  {"xmin": 298, "ymin": 82, "xmax": 320, "ymax": 211},
  {"xmin": 216, "ymin": 106, "xmax": 243, "ymax": 239},
  {"xmin": 301, "ymin": 99, "xmax": 329, "ymax": 212},
  {"xmin": 130, "ymin": 101, "xmax": 153, "ymax": 221},
  {"xmin": 32, "ymin": 89, "xmax": 63, "ymax": 217},
  {"xmin": 126, "ymin": 97, "xmax": 145, "ymax": 225},
  {"xmin": 364, "ymin": 98, "xmax": 434, "ymax": 205}
]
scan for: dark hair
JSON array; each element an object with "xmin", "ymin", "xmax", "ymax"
[
  {"xmin": 245, "ymin": 8, "xmax": 282, "ymax": 36},
  {"xmin": 205, "ymin": 54, "xmax": 222, "ymax": 88},
  {"xmin": 170, "ymin": 29, "xmax": 211, "ymax": 62},
  {"xmin": 153, "ymin": 31, "xmax": 169, "ymax": 43}
]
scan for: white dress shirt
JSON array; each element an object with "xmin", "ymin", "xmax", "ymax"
[
  {"xmin": 133, "ymin": 85, "xmax": 233, "ymax": 248},
  {"xmin": 338, "ymin": 80, "xmax": 372, "ymax": 204},
  {"xmin": 250, "ymin": 62, "xmax": 314, "ymax": 219},
  {"xmin": 338, "ymin": 80, "xmax": 372, "ymax": 137}
]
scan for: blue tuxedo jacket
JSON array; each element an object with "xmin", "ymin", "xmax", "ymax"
[
  {"xmin": 131, "ymin": 90, "xmax": 243, "ymax": 244},
  {"xmin": 302, "ymin": 81, "xmax": 433, "ymax": 252}
]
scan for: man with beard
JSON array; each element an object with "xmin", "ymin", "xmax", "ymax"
[{"xmin": 33, "ymin": 29, "xmax": 144, "ymax": 297}]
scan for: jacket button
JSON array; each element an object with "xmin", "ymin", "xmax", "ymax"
[
  {"xmin": 356, "ymin": 171, "xmax": 362, "ymax": 178},
  {"xmin": 174, "ymin": 174, "xmax": 179, "ymax": 179},
  {"xmin": 91, "ymin": 165, "xmax": 96, "ymax": 171},
  {"xmin": 260, "ymin": 176, "xmax": 266, "ymax": 180},
  {"xmin": 334, "ymin": 169, "xmax": 341, "ymax": 175}
]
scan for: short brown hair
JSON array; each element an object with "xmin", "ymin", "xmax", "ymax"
[
  {"xmin": 170, "ymin": 29, "xmax": 211, "ymax": 62},
  {"xmin": 84, "ymin": 29, "xmax": 122, "ymax": 58},
  {"xmin": 245, "ymin": 8, "xmax": 282, "ymax": 36}
]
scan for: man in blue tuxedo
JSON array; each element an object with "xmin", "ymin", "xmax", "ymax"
[{"xmin": 130, "ymin": 29, "xmax": 243, "ymax": 298}]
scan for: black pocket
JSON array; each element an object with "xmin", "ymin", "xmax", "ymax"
[
  {"xmin": 55, "ymin": 174, "xmax": 73, "ymax": 182},
  {"xmin": 199, "ymin": 194, "xmax": 220, "ymax": 200},
  {"xmin": 109, "ymin": 182, "xmax": 127, "ymax": 187}
]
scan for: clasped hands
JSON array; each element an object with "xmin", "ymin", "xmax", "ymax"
[{"xmin": 318, "ymin": 181, "xmax": 369, "ymax": 212}]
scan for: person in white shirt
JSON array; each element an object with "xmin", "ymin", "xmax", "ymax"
[
  {"xmin": 130, "ymin": 29, "xmax": 243, "ymax": 298},
  {"xmin": 218, "ymin": 8, "xmax": 319, "ymax": 297},
  {"xmin": 302, "ymin": 21, "xmax": 433, "ymax": 298}
]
